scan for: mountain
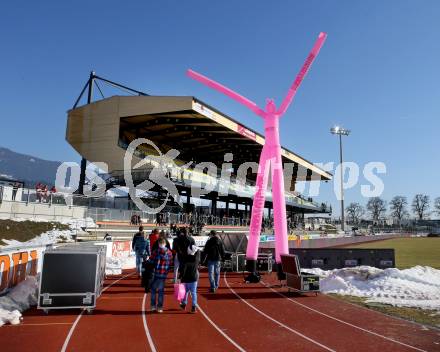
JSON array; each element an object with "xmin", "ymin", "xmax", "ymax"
[{"xmin": 0, "ymin": 147, "xmax": 62, "ymax": 187}]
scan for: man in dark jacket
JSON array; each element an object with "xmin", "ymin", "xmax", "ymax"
[
  {"xmin": 203, "ymin": 230, "xmax": 225, "ymax": 292},
  {"xmin": 141, "ymin": 255, "xmax": 154, "ymax": 293},
  {"xmin": 173, "ymin": 228, "xmax": 195, "ymax": 263},
  {"xmin": 132, "ymin": 226, "xmax": 150, "ymax": 276}
]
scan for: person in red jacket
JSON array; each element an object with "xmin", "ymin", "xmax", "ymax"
[{"xmin": 149, "ymin": 228, "xmax": 160, "ymax": 254}]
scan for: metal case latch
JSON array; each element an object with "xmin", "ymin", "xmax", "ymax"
[
  {"xmin": 83, "ymin": 292, "xmax": 93, "ymax": 305},
  {"xmin": 42, "ymin": 293, "xmax": 52, "ymax": 305}
]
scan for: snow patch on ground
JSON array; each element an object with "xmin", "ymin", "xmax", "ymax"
[
  {"xmin": 61, "ymin": 217, "xmax": 97, "ymax": 229},
  {"xmin": 0, "ymin": 229, "xmax": 74, "ymax": 249},
  {"xmin": 106, "ymin": 257, "xmax": 122, "ymax": 275},
  {"xmin": 106, "ymin": 255, "xmax": 136, "ymax": 275},
  {"xmin": 3, "ymin": 217, "xmax": 96, "ymax": 228},
  {"xmin": 0, "ymin": 276, "xmax": 38, "ymax": 327},
  {"xmin": 302, "ymin": 266, "xmax": 440, "ymax": 311},
  {"xmin": 0, "ymin": 217, "xmax": 97, "ymax": 249}
]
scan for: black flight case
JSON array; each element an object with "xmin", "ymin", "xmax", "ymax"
[{"xmin": 38, "ymin": 244, "xmax": 106, "ymax": 313}]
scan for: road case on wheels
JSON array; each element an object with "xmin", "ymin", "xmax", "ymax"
[
  {"xmin": 231, "ymin": 253, "xmax": 247, "ymax": 272},
  {"xmin": 256, "ymin": 253, "xmax": 273, "ymax": 273},
  {"xmin": 223, "ymin": 253, "xmax": 273, "ymax": 273},
  {"xmin": 38, "ymin": 244, "xmax": 106, "ymax": 313},
  {"xmin": 221, "ymin": 253, "xmax": 246, "ymax": 272},
  {"xmin": 280, "ymin": 254, "xmax": 320, "ymax": 295}
]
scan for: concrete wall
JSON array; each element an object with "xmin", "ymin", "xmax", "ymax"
[{"xmin": 0, "ymin": 200, "xmax": 88, "ymax": 222}]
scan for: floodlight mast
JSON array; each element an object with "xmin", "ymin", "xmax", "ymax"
[
  {"xmin": 187, "ymin": 33, "xmax": 327, "ymax": 278},
  {"xmin": 330, "ymin": 126, "xmax": 351, "ymax": 231}
]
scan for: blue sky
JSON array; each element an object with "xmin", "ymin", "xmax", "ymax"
[{"xmin": 1, "ymin": 1, "xmax": 439, "ymax": 216}]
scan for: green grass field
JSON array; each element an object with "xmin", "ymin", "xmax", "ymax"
[
  {"xmin": 328, "ymin": 294, "xmax": 440, "ymax": 328},
  {"xmin": 337, "ymin": 237, "xmax": 440, "ymax": 327},
  {"xmin": 343, "ymin": 237, "xmax": 440, "ymax": 269}
]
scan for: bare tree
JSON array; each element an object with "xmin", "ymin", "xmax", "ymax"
[
  {"xmin": 345, "ymin": 203, "xmax": 364, "ymax": 224},
  {"xmin": 366, "ymin": 197, "xmax": 386, "ymax": 224},
  {"xmin": 389, "ymin": 196, "xmax": 408, "ymax": 225},
  {"xmin": 412, "ymin": 194, "xmax": 430, "ymax": 220},
  {"xmin": 435, "ymin": 197, "xmax": 440, "ymax": 216}
]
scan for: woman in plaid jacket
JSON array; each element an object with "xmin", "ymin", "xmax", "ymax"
[{"xmin": 149, "ymin": 238, "xmax": 172, "ymax": 313}]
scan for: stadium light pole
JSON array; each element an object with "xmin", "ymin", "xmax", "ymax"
[{"xmin": 330, "ymin": 126, "xmax": 350, "ymax": 232}]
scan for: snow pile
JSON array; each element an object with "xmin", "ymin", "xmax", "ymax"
[
  {"xmin": 0, "ymin": 276, "xmax": 38, "ymax": 327},
  {"xmin": 0, "ymin": 229, "xmax": 74, "ymax": 249},
  {"xmin": 0, "ymin": 217, "xmax": 97, "ymax": 249},
  {"xmin": 61, "ymin": 217, "xmax": 97, "ymax": 229},
  {"xmin": 106, "ymin": 255, "xmax": 136, "ymax": 275},
  {"xmin": 122, "ymin": 256, "xmax": 136, "ymax": 270},
  {"xmin": 2, "ymin": 217, "xmax": 96, "ymax": 228},
  {"xmin": 303, "ymin": 266, "xmax": 440, "ymax": 311},
  {"xmin": 106, "ymin": 257, "xmax": 122, "ymax": 275}
]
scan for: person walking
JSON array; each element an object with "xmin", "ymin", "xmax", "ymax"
[
  {"xmin": 149, "ymin": 228, "xmax": 160, "ymax": 254},
  {"xmin": 149, "ymin": 238, "xmax": 172, "ymax": 313},
  {"xmin": 12, "ymin": 182, "xmax": 20, "ymax": 201},
  {"xmin": 172, "ymin": 228, "xmax": 195, "ymax": 283},
  {"xmin": 151, "ymin": 232, "xmax": 171, "ymax": 252},
  {"xmin": 35, "ymin": 183, "xmax": 42, "ymax": 203},
  {"xmin": 132, "ymin": 226, "xmax": 150, "ymax": 276},
  {"xmin": 203, "ymin": 230, "xmax": 225, "ymax": 292},
  {"xmin": 179, "ymin": 244, "xmax": 200, "ymax": 313},
  {"xmin": 172, "ymin": 230, "xmax": 184, "ymax": 283}
]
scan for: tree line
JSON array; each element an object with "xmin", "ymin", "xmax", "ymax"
[{"xmin": 345, "ymin": 195, "xmax": 440, "ymax": 225}]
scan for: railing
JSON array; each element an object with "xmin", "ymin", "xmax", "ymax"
[
  {"xmin": 103, "ymin": 166, "xmax": 328, "ymax": 211},
  {"xmin": 0, "ymin": 186, "xmax": 252, "ymax": 226},
  {"xmin": 85, "ymin": 206, "xmax": 251, "ymax": 227},
  {"xmin": 0, "ymin": 185, "xmax": 329, "ymax": 229},
  {"xmin": 0, "ymin": 186, "xmax": 127, "ymax": 209}
]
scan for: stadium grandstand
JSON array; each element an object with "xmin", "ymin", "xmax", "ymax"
[{"xmin": 65, "ymin": 74, "xmax": 332, "ymax": 237}]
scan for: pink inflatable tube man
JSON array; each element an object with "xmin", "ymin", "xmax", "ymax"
[{"xmin": 188, "ymin": 32, "xmax": 327, "ymax": 276}]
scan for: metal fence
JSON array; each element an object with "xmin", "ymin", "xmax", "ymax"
[
  {"xmin": 85, "ymin": 206, "xmax": 250, "ymax": 227},
  {"xmin": 0, "ymin": 185, "xmax": 332, "ymax": 229},
  {"xmin": 0, "ymin": 185, "xmax": 251, "ymax": 226}
]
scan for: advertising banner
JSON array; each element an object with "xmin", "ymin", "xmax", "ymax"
[
  {"xmin": 112, "ymin": 241, "xmax": 131, "ymax": 258},
  {"xmin": 0, "ymin": 245, "xmax": 47, "ymax": 294}
]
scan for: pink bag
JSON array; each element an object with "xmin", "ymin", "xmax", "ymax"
[{"xmin": 174, "ymin": 282, "xmax": 186, "ymax": 302}]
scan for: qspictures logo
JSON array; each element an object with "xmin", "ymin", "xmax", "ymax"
[
  {"xmin": 123, "ymin": 138, "xmax": 186, "ymax": 213},
  {"xmin": 55, "ymin": 138, "xmax": 386, "ymax": 214}
]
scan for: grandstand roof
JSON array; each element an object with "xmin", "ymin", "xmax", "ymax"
[
  {"xmin": 67, "ymin": 95, "xmax": 331, "ymax": 182},
  {"xmin": 119, "ymin": 97, "xmax": 331, "ymax": 182}
]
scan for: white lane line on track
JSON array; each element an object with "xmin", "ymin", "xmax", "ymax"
[
  {"xmin": 60, "ymin": 311, "xmax": 83, "ymax": 352},
  {"xmin": 224, "ymin": 273, "xmax": 335, "ymax": 352},
  {"xmin": 261, "ymin": 281, "xmax": 428, "ymax": 352},
  {"xmin": 5, "ymin": 322, "xmax": 73, "ymax": 327},
  {"xmin": 102, "ymin": 272, "xmax": 135, "ymax": 293},
  {"xmin": 60, "ymin": 272, "xmax": 135, "ymax": 352},
  {"xmin": 197, "ymin": 304, "xmax": 247, "ymax": 352},
  {"xmin": 142, "ymin": 294, "xmax": 157, "ymax": 352}
]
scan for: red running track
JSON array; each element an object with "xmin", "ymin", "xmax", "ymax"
[{"xmin": 0, "ymin": 270, "xmax": 439, "ymax": 351}]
